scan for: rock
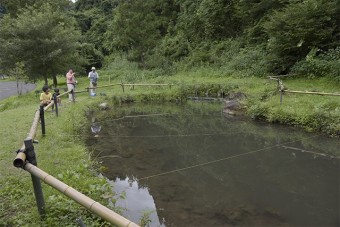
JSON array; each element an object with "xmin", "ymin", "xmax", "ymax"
[
  {"xmin": 223, "ymin": 92, "xmax": 246, "ymax": 116},
  {"xmin": 99, "ymin": 102, "xmax": 109, "ymax": 110}
]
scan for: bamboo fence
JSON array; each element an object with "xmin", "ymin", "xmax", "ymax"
[{"xmin": 13, "ymin": 88, "xmax": 140, "ymax": 226}]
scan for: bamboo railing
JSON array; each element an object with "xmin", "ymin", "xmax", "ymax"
[
  {"xmin": 283, "ymin": 90, "xmax": 340, "ymax": 96},
  {"xmin": 268, "ymin": 76, "xmax": 340, "ymax": 104},
  {"xmin": 25, "ymin": 163, "xmax": 139, "ymax": 227},
  {"xmin": 74, "ymin": 83, "xmax": 174, "ymax": 94},
  {"xmin": 13, "ymin": 88, "xmax": 140, "ymax": 227}
]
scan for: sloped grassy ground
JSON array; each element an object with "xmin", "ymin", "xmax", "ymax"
[
  {"xmin": 0, "ymin": 72, "xmax": 339, "ymax": 226},
  {"xmin": 0, "ymin": 90, "xmax": 117, "ymax": 226}
]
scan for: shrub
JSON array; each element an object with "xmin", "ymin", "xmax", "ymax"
[{"xmin": 291, "ymin": 47, "xmax": 340, "ymax": 81}]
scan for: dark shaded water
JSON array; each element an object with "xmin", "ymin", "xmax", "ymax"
[{"xmin": 86, "ymin": 103, "xmax": 340, "ymax": 227}]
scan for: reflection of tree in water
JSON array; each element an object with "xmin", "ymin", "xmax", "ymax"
[{"xmin": 85, "ymin": 103, "xmax": 339, "ymax": 227}]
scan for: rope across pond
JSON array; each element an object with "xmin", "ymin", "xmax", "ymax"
[{"xmin": 138, "ymin": 133, "xmax": 329, "ymax": 181}]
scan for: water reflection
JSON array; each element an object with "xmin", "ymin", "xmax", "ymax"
[
  {"xmin": 86, "ymin": 103, "xmax": 340, "ymax": 227},
  {"xmin": 109, "ymin": 177, "xmax": 165, "ymax": 226},
  {"xmin": 91, "ymin": 122, "xmax": 101, "ymax": 136}
]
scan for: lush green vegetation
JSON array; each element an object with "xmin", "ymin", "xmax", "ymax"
[
  {"xmin": 0, "ymin": 0, "xmax": 339, "ymax": 225},
  {"xmin": 0, "ymin": 88, "xmax": 122, "ymax": 226},
  {"xmin": 0, "ymin": 66, "xmax": 339, "ymax": 226},
  {"xmin": 0, "ymin": 0, "xmax": 339, "ymax": 81}
]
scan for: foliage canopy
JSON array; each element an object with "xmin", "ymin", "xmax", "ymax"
[{"xmin": 0, "ymin": 0, "xmax": 339, "ymax": 80}]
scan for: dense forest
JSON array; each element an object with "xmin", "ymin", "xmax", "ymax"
[{"xmin": 0, "ymin": 0, "xmax": 339, "ymax": 84}]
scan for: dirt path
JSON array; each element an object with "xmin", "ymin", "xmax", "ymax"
[{"xmin": 0, "ymin": 81, "xmax": 37, "ymax": 101}]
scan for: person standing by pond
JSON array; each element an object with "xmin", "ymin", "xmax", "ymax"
[
  {"xmin": 88, "ymin": 66, "xmax": 99, "ymax": 95},
  {"xmin": 66, "ymin": 69, "xmax": 77, "ymax": 102}
]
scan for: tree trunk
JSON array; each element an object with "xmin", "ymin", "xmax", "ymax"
[{"xmin": 52, "ymin": 74, "xmax": 58, "ymax": 87}]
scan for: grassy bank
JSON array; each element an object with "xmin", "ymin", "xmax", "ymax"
[
  {"xmin": 0, "ymin": 91, "xmax": 118, "ymax": 226},
  {"xmin": 0, "ymin": 68, "xmax": 339, "ymax": 225},
  {"xmin": 93, "ymin": 66, "xmax": 340, "ymax": 136}
]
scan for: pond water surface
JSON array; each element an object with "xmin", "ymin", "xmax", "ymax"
[{"xmin": 86, "ymin": 103, "xmax": 339, "ymax": 227}]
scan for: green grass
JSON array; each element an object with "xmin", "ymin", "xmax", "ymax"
[
  {"xmin": 93, "ymin": 68, "xmax": 340, "ymax": 136},
  {"xmin": 0, "ymin": 69, "xmax": 339, "ymax": 226},
  {"xmin": 0, "ymin": 86, "xmax": 119, "ymax": 226}
]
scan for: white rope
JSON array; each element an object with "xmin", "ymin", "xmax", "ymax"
[
  {"xmin": 105, "ymin": 132, "xmax": 240, "ymax": 138},
  {"xmin": 138, "ymin": 134, "xmax": 326, "ymax": 180},
  {"xmin": 105, "ymin": 113, "xmax": 170, "ymax": 122}
]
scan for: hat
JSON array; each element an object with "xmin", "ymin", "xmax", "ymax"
[{"xmin": 91, "ymin": 67, "xmax": 96, "ymax": 70}]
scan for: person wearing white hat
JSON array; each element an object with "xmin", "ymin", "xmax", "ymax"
[{"xmin": 88, "ymin": 66, "xmax": 99, "ymax": 95}]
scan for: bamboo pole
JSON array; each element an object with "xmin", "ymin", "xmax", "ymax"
[
  {"xmin": 43, "ymin": 100, "xmax": 55, "ymax": 111},
  {"xmin": 122, "ymin": 83, "xmax": 172, "ymax": 86},
  {"xmin": 13, "ymin": 110, "xmax": 41, "ymax": 167},
  {"xmin": 57, "ymin": 90, "xmax": 72, "ymax": 98},
  {"xmin": 13, "ymin": 98, "xmax": 55, "ymax": 166},
  {"xmin": 93, "ymin": 83, "xmax": 123, "ymax": 89},
  {"xmin": 24, "ymin": 163, "xmax": 140, "ymax": 227},
  {"xmin": 74, "ymin": 90, "xmax": 91, "ymax": 94},
  {"xmin": 284, "ymin": 90, "xmax": 340, "ymax": 96},
  {"xmin": 74, "ymin": 83, "xmax": 123, "ymax": 94},
  {"xmin": 13, "ymin": 86, "xmax": 139, "ymax": 225},
  {"xmin": 73, "ymin": 83, "xmax": 174, "ymax": 94}
]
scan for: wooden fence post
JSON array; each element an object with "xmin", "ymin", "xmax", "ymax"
[
  {"xmin": 54, "ymin": 94, "xmax": 59, "ymax": 117},
  {"xmin": 39, "ymin": 105, "xmax": 45, "ymax": 136},
  {"xmin": 24, "ymin": 137, "xmax": 45, "ymax": 217}
]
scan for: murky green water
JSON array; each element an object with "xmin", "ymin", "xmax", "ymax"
[{"xmin": 86, "ymin": 102, "xmax": 339, "ymax": 227}]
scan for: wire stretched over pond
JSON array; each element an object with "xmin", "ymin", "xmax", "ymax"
[
  {"xmin": 281, "ymin": 145, "xmax": 340, "ymax": 159},
  {"xmin": 104, "ymin": 113, "xmax": 170, "ymax": 122},
  {"xmin": 138, "ymin": 134, "xmax": 328, "ymax": 181},
  {"xmin": 96, "ymin": 112, "xmax": 226, "ymax": 123},
  {"xmin": 103, "ymin": 132, "xmax": 241, "ymax": 138}
]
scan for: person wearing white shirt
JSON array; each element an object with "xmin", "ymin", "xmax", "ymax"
[{"xmin": 88, "ymin": 66, "xmax": 99, "ymax": 95}]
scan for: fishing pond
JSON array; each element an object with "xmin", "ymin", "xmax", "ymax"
[{"xmin": 86, "ymin": 102, "xmax": 339, "ymax": 227}]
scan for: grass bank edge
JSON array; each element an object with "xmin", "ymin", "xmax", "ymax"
[
  {"xmin": 0, "ymin": 91, "xmax": 119, "ymax": 226},
  {"xmin": 0, "ymin": 72, "xmax": 339, "ymax": 225}
]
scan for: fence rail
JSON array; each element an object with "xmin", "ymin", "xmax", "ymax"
[
  {"xmin": 74, "ymin": 82, "xmax": 174, "ymax": 94},
  {"xmin": 13, "ymin": 87, "xmax": 140, "ymax": 226},
  {"xmin": 268, "ymin": 76, "xmax": 340, "ymax": 104},
  {"xmin": 283, "ymin": 90, "xmax": 340, "ymax": 96}
]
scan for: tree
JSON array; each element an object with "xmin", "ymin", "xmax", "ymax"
[
  {"xmin": 9, "ymin": 62, "xmax": 28, "ymax": 96},
  {"xmin": 0, "ymin": 0, "xmax": 72, "ymax": 17},
  {"xmin": 73, "ymin": 0, "xmax": 118, "ymax": 69},
  {"xmin": 263, "ymin": 0, "xmax": 339, "ymax": 73},
  {"xmin": 0, "ymin": 3, "xmax": 83, "ymax": 86},
  {"xmin": 103, "ymin": 0, "xmax": 176, "ymax": 67}
]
